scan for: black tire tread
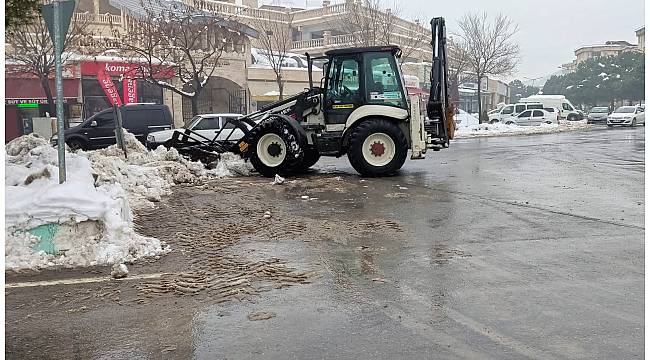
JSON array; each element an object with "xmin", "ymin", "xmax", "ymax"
[
  {"xmin": 248, "ymin": 116, "xmax": 304, "ymax": 177},
  {"xmin": 347, "ymin": 119, "xmax": 408, "ymax": 177}
]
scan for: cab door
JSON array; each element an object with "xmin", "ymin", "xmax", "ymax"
[
  {"xmin": 323, "ymin": 56, "xmax": 362, "ymax": 125},
  {"xmin": 516, "ymin": 110, "xmax": 532, "ymax": 126},
  {"xmin": 87, "ymin": 111, "xmax": 117, "ymax": 148},
  {"xmin": 530, "ymin": 110, "xmax": 545, "ymax": 125}
]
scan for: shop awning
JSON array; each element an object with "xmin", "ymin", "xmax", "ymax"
[{"xmin": 5, "ymin": 78, "xmax": 79, "ymax": 102}]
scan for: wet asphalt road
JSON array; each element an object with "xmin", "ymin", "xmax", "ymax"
[
  {"xmin": 201, "ymin": 127, "xmax": 645, "ymax": 359},
  {"xmin": 6, "ymin": 127, "xmax": 645, "ymax": 359}
]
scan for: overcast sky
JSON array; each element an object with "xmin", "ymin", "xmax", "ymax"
[{"xmin": 263, "ymin": 0, "xmax": 645, "ymax": 81}]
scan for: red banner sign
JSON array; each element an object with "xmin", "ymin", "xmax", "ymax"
[
  {"xmin": 97, "ymin": 68, "xmax": 122, "ymax": 106},
  {"xmin": 80, "ymin": 61, "xmax": 175, "ymax": 79},
  {"xmin": 123, "ymin": 78, "xmax": 138, "ymax": 104}
]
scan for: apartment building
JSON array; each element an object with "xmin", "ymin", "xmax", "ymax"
[{"xmin": 561, "ymin": 27, "xmax": 644, "ymax": 72}]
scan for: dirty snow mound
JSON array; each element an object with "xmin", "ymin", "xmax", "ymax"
[
  {"xmin": 5, "ymin": 135, "xmax": 165, "ymax": 271},
  {"xmin": 88, "ymin": 132, "xmax": 252, "ymax": 209},
  {"xmin": 455, "ymin": 121, "xmax": 593, "ymax": 139}
]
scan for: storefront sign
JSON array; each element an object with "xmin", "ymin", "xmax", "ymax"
[
  {"xmin": 5, "ymin": 98, "xmax": 71, "ymax": 105},
  {"xmin": 80, "ymin": 61, "xmax": 175, "ymax": 78},
  {"xmin": 97, "ymin": 68, "xmax": 123, "ymax": 106},
  {"xmin": 123, "ymin": 78, "xmax": 138, "ymax": 104}
]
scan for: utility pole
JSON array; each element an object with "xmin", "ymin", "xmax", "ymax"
[
  {"xmin": 53, "ymin": 1, "xmax": 66, "ymax": 183},
  {"xmin": 42, "ymin": 0, "xmax": 75, "ymax": 183}
]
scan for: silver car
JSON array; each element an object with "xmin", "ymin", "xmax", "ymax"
[{"xmin": 587, "ymin": 107, "xmax": 609, "ymax": 124}]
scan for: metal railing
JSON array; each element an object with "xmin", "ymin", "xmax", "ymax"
[
  {"xmin": 74, "ymin": 12, "xmax": 122, "ymax": 25},
  {"xmin": 184, "ymin": 0, "xmax": 289, "ymax": 22}
]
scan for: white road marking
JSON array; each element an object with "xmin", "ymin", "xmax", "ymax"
[{"xmin": 5, "ymin": 273, "xmax": 166, "ymax": 289}]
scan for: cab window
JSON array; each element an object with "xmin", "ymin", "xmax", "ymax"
[
  {"xmin": 221, "ymin": 117, "xmax": 238, "ymax": 129},
  {"xmin": 515, "ymin": 104, "xmax": 526, "ymax": 113},
  {"xmin": 326, "ymin": 57, "xmax": 360, "ymax": 103},
  {"xmin": 502, "ymin": 106, "xmax": 514, "ymax": 115},
  {"xmin": 364, "ymin": 52, "xmax": 406, "ymax": 108},
  {"xmin": 532, "ymin": 110, "xmax": 544, "ymax": 117},
  {"xmin": 562, "ymin": 103, "xmax": 574, "ymax": 111},
  {"xmin": 193, "ymin": 117, "xmax": 220, "ymax": 130},
  {"xmin": 90, "ymin": 113, "xmax": 114, "ymax": 128}
]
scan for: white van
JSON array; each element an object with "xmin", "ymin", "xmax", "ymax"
[
  {"xmin": 488, "ymin": 102, "xmax": 544, "ymax": 123},
  {"xmin": 519, "ymin": 95, "xmax": 580, "ymax": 120}
]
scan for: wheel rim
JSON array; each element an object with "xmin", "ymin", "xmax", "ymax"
[
  {"xmin": 361, "ymin": 132, "xmax": 395, "ymax": 167},
  {"xmin": 256, "ymin": 133, "xmax": 286, "ymax": 167}
]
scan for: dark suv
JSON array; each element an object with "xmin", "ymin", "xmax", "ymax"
[{"xmin": 56, "ymin": 104, "xmax": 173, "ymax": 150}]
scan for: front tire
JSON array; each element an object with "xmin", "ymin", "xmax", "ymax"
[
  {"xmin": 347, "ymin": 119, "xmax": 407, "ymax": 177},
  {"xmin": 66, "ymin": 138, "xmax": 86, "ymax": 151},
  {"xmin": 249, "ymin": 117, "xmax": 304, "ymax": 177},
  {"xmin": 631, "ymin": 118, "xmax": 637, "ymax": 127}
]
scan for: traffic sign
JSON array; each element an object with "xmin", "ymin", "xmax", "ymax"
[{"xmin": 42, "ymin": 0, "xmax": 75, "ymax": 44}]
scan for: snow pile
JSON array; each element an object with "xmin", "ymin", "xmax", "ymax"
[
  {"xmin": 5, "ymin": 134, "xmax": 165, "ymax": 270},
  {"xmin": 87, "ymin": 132, "xmax": 252, "ymax": 209},
  {"xmin": 5, "ymin": 132, "xmax": 252, "ymax": 271},
  {"xmin": 455, "ymin": 121, "xmax": 592, "ymax": 139}
]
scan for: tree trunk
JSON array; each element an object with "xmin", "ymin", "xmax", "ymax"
[
  {"xmin": 277, "ymin": 73, "xmax": 284, "ymax": 101},
  {"xmin": 190, "ymin": 96, "xmax": 199, "ymax": 116},
  {"xmin": 41, "ymin": 76, "xmax": 56, "ymax": 117},
  {"xmin": 476, "ymin": 74, "xmax": 483, "ymax": 124}
]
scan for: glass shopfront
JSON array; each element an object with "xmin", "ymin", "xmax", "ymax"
[{"xmin": 81, "ymin": 78, "xmax": 163, "ymax": 119}]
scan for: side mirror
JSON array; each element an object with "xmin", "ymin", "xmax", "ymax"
[{"xmin": 90, "ymin": 120, "xmax": 98, "ymax": 127}]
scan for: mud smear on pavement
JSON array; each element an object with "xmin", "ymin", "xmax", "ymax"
[{"xmin": 131, "ymin": 176, "xmax": 403, "ymax": 303}]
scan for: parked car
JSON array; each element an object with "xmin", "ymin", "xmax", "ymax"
[
  {"xmin": 146, "ymin": 113, "xmax": 244, "ymax": 149},
  {"xmin": 53, "ymin": 104, "xmax": 173, "ymax": 150},
  {"xmin": 488, "ymin": 102, "xmax": 544, "ymax": 123},
  {"xmin": 607, "ymin": 105, "xmax": 645, "ymax": 127},
  {"xmin": 453, "ymin": 108, "xmax": 479, "ymax": 127},
  {"xmin": 503, "ymin": 109, "xmax": 556, "ymax": 126},
  {"xmin": 544, "ymin": 107, "xmax": 561, "ymax": 123},
  {"xmin": 519, "ymin": 95, "xmax": 582, "ymax": 120},
  {"xmin": 587, "ymin": 107, "xmax": 610, "ymax": 124}
]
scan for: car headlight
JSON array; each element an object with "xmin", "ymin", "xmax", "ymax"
[{"xmin": 147, "ymin": 134, "xmax": 154, "ymax": 142}]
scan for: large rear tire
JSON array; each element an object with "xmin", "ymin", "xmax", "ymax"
[
  {"xmin": 347, "ymin": 119, "xmax": 408, "ymax": 177},
  {"xmin": 249, "ymin": 117, "xmax": 304, "ymax": 177}
]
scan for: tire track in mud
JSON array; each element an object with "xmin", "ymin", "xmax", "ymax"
[{"xmin": 132, "ymin": 177, "xmax": 403, "ymax": 305}]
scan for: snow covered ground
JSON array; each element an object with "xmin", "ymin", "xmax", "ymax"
[
  {"xmin": 455, "ymin": 120, "xmax": 593, "ymax": 139},
  {"xmin": 5, "ymin": 133, "xmax": 252, "ymax": 271}
]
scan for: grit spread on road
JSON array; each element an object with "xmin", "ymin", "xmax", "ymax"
[{"xmin": 6, "ymin": 127, "xmax": 644, "ymax": 359}]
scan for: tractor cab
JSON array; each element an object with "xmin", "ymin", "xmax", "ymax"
[{"xmin": 322, "ymin": 46, "xmax": 408, "ymax": 125}]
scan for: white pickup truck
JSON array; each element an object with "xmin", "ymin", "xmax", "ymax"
[{"xmin": 146, "ymin": 113, "xmax": 243, "ymax": 149}]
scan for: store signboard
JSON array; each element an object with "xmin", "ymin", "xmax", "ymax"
[
  {"xmin": 80, "ymin": 61, "xmax": 175, "ymax": 78},
  {"xmin": 6, "ymin": 98, "xmax": 71, "ymax": 105}
]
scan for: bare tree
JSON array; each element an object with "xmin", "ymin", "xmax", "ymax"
[
  {"xmin": 110, "ymin": 0, "xmax": 249, "ymax": 116},
  {"xmin": 447, "ymin": 36, "xmax": 472, "ymax": 106},
  {"xmin": 6, "ymin": 13, "xmax": 93, "ymax": 116},
  {"xmin": 251, "ymin": 13, "xmax": 294, "ymax": 100},
  {"xmin": 456, "ymin": 12, "xmax": 519, "ymax": 122},
  {"xmin": 395, "ymin": 18, "xmax": 431, "ymax": 67},
  {"xmin": 338, "ymin": 1, "xmax": 429, "ymax": 66}
]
